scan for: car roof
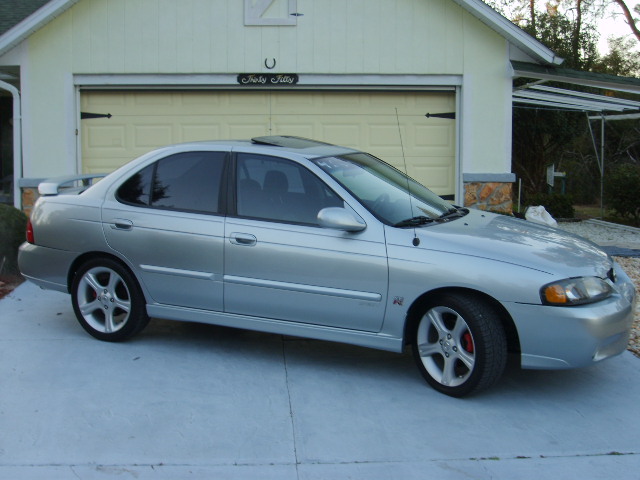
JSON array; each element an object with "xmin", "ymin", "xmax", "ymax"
[{"xmin": 170, "ymin": 136, "xmax": 361, "ymax": 158}]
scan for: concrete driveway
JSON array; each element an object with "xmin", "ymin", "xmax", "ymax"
[{"xmin": 1, "ymin": 282, "xmax": 640, "ymax": 479}]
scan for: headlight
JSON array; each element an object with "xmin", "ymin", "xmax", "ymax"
[{"xmin": 541, "ymin": 277, "xmax": 612, "ymax": 306}]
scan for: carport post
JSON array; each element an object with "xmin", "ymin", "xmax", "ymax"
[{"xmin": 586, "ymin": 112, "xmax": 605, "ymax": 219}]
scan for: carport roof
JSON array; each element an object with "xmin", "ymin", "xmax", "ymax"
[{"xmin": 512, "ymin": 61, "xmax": 640, "ymax": 114}]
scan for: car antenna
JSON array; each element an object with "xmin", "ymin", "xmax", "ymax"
[{"xmin": 395, "ymin": 108, "xmax": 420, "ymax": 246}]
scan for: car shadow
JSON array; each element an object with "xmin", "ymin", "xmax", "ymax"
[{"xmin": 131, "ymin": 317, "xmax": 632, "ymax": 401}]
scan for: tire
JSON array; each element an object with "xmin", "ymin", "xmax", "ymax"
[
  {"xmin": 71, "ymin": 258, "xmax": 150, "ymax": 342},
  {"xmin": 411, "ymin": 294, "xmax": 507, "ymax": 397}
]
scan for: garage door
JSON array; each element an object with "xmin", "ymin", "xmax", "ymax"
[{"xmin": 80, "ymin": 90, "xmax": 456, "ymax": 195}]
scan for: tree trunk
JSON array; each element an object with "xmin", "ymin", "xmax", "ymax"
[
  {"xmin": 528, "ymin": 0, "xmax": 537, "ymax": 35},
  {"xmin": 573, "ymin": 0, "xmax": 583, "ymax": 65},
  {"xmin": 612, "ymin": 0, "xmax": 640, "ymax": 43}
]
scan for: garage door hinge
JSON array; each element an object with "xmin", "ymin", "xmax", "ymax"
[
  {"xmin": 81, "ymin": 112, "xmax": 112, "ymax": 120},
  {"xmin": 75, "ymin": 129, "xmax": 78, "ymax": 136}
]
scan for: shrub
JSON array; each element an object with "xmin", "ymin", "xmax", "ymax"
[
  {"xmin": 604, "ymin": 163, "xmax": 640, "ymax": 226},
  {"xmin": 526, "ymin": 192, "xmax": 575, "ymax": 219},
  {"xmin": 0, "ymin": 204, "xmax": 28, "ymax": 276}
]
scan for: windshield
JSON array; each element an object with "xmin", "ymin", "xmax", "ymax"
[{"xmin": 313, "ymin": 152, "xmax": 456, "ymax": 226}]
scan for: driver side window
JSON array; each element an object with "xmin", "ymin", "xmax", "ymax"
[{"xmin": 236, "ymin": 154, "xmax": 342, "ymax": 225}]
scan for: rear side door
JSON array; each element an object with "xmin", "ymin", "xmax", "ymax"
[
  {"xmin": 224, "ymin": 152, "xmax": 389, "ymax": 332},
  {"xmin": 102, "ymin": 150, "xmax": 227, "ymax": 311}
]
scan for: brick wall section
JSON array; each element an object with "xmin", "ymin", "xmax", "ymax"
[
  {"xmin": 21, "ymin": 187, "xmax": 39, "ymax": 216},
  {"xmin": 464, "ymin": 182, "xmax": 513, "ymax": 214}
]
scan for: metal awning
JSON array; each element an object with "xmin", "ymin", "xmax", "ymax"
[
  {"xmin": 511, "ymin": 61, "xmax": 640, "ymax": 114},
  {"xmin": 510, "ymin": 61, "xmax": 640, "ymax": 217},
  {"xmin": 513, "ymin": 85, "xmax": 640, "ymax": 112}
]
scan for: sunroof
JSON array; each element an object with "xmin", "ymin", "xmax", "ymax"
[{"xmin": 251, "ymin": 136, "xmax": 335, "ymax": 149}]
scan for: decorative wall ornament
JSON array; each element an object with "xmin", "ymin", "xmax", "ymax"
[
  {"xmin": 237, "ymin": 74, "xmax": 299, "ymax": 86},
  {"xmin": 244, "ymin": 0, "xmax": 299, "ymax": 26}
]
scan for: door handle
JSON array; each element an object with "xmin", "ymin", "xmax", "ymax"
[
  {"xmin": 229, "ymin": 233, "xmax": 257, "ymax": 246},
  {"xmin": 111, "ymin": 219, "xmax": 133, "ymax": 230}
]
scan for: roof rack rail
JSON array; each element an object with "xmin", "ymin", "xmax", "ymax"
[{"xmin": 251, "ymin": 136, "xmax": 335, "ymax": 149}]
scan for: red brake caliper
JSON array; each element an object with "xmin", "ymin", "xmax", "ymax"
[{"xmin": 462, "ymin": 332, "xmax": 474, "ymax": 353}]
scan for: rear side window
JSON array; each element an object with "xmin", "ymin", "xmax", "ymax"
[{"xmin": 117, "ymin": 151, "xmax": 225, "ymax": 214}]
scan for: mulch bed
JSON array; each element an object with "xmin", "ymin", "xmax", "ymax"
[{"xmin": 0, "ymin": 275, "xmax": 24, "ymax": 300}]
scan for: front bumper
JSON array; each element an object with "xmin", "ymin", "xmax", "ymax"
[{"xmin": 505, "ymin": 274, "xmax": 635, "ymax": 369}]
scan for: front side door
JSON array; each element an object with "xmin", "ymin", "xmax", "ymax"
[
  {"xmin": 102, "ymin": 150, "xmax": 227, "ymax": 311},
  {"xmin": 224, "ymin": 153, "xmax": 388, "ymax": 332}
]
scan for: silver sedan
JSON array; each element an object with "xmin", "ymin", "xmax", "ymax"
[{"xmin": 19, "ymin": 136, "xmax": 636, "ymax": 397}]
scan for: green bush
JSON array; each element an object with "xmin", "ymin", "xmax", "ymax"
[
  {"xmin": 0, "ymin": 204, "xmax": 28, "ymax": 276},
  {"xmin": 604, "ymin": 163, "xmax": 640, "ymax": 226},
  {"xmin": 526, "ymin": 193, "xmax": 575, "ymax": 219}
]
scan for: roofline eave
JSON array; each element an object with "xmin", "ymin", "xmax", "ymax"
[
  {"xmin": 451, "ymin": 0, "xmax": 564, "ymax": 66},
  {"xmin": 0, "ymin": 0, "xmax": 80, "ymax": 58}
]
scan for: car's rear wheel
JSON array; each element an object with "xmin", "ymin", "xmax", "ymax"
[
  {"xmin": 71, "ymin": 258, "xmax": 149, "ymax": 342},
  {"xmin": 411, "ymin": 294, "xmax": 507, "ymax": 397}
]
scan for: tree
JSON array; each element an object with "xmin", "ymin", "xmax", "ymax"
[
  {"xmin": 510, "ymin": 7, "xmax": 602, "ymax": 198},
  {"xmin": 594, "ymin": 36, "xmax": 640, "ymax": 75},
  {"xmin": 610, "ymin": 0, "xmax": 640, "ymax": 43},
  {"xmin": 488, "ymin": 0, "xmax": 640, "ymax": 206}
]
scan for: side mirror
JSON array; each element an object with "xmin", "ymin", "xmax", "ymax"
[{"xmin": 317, "ymin": 207, "xmax": 366, "ymax": 232}]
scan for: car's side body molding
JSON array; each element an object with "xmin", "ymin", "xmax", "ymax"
[
  {"xmin": 140, "ymin": 264, "xmax": 221, "ymax": 281},
  {"xmin": 224, "ymin": 275, "xmax": 382, "ymax": 302}
]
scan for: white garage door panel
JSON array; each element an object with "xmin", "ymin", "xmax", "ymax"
[{"xmin": 81, "ymin": 90, "xmax": 456, "ymax": 194}]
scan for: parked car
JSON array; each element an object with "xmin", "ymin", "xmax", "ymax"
[{"xmin": 19, "ymin": 136, "xmax": 636, "ymax": 397}]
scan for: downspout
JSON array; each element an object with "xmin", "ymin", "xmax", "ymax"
[{"xmin": 0, "ymin": 79, "xmax": 22, "ymax": 210}]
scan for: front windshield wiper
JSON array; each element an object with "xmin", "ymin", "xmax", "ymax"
[
  {"xmin": 393, "ymin": 216, "xmax": 438, "ymax": 228},
  {"xmin": 395, "ymin": 208, "xmax": 469, "ymax": 228},
  {"xmin": 438, "ymin": 207, "xmax": 468, "ymax": 220}
]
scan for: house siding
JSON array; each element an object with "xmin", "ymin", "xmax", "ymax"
[
  {"xmin": 9, "ymin": 0, "xmax": 511, "ymax": 205},
  {"xmin": 61, "ymin": 0, "xmax": 465, "ymax": 75}
]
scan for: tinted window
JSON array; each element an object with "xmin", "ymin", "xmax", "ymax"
[
  {"xmin": 236, "ymin": 154, "xmax": 342, "ymax": 224},
  {"xmin": 117, "ymin": 151, "xmax": 225, "ymax": 214},
  {"xmin": 117, "ymin": 164, "xmax": 153, "ymax": 205}
]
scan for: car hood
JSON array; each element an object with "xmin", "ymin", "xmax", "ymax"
[{"xmin": 413, "ymin": 210, "xmax": 611, "ymax": 277}]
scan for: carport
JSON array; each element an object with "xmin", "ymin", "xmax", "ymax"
[{"xmin": 511, "ymin": 61, "xmax": 640, "ymax": 212}]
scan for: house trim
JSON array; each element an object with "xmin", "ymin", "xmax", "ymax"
[{"xmin": 73, "ymin": 74, "xmax": 464, "ymax": 89}]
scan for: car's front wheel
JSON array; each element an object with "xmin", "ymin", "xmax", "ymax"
[
  {"xmin": 71, "ymin": 258, "xmax": 149, "ymax": 342},
  {"xmin": 411, "ymin": 294, "xmax": 507, "ymax": 397}
]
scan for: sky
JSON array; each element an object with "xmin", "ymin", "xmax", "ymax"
[{"xmin": 597, "ymin": 4, "xmax": 636, "ymax": 53}]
